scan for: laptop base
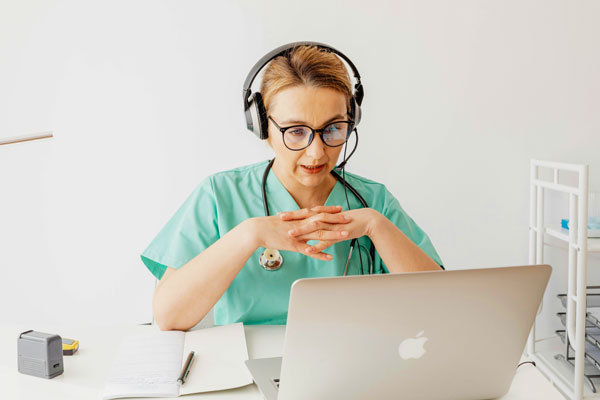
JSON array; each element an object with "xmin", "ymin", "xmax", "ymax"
[{"xmin": 245, "ymin": 357, "xmax": 282, "ymax": 400}]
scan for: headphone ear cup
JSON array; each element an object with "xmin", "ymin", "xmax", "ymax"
[
  {"xmin": 245, "ymin": 92, "xmax": 269, "ymax": 140},
  {"xmin": 244, "ymin": 97, "xmax": 256, "ymax": 136},
  {"xmin": 350, "ymin": 97, "xmax": 361, "ymax": 127},
  {"xmin": 253, "ymin": 92, "xmax": 269, "ymax": 140}
]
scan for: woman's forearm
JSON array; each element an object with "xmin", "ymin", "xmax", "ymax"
[
  {"xmin": 152, "ymin": 218, "xmax": 259, "ymax": 331},
  {"xmin": 367, "ymin": 211, "xmax": 442, "ymax": 273}
]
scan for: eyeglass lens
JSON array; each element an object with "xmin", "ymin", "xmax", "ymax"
[{"xmin": 283, "ymin": 122, "xmax": 351, "ymax": 150}]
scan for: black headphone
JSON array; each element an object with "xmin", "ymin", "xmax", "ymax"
[{"xmin": 243, "ymin": 41, "xmax": 364, "ymax": 140}]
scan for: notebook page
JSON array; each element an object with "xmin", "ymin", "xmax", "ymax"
[
  {"xmin": 179, "ymin": 322, "xmax": 253, "ymax": 395},
  {"xmin": 102, "ymin": 330, "xmax": 185, "ymax": 399}
]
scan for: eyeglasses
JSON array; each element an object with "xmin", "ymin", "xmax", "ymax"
[{"xmin": 268, "ymin": 116, "xmax": 354, "ymax": 151}]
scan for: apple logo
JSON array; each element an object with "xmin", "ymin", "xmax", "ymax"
[{"xmin": 398, "ymin": 331, "xmax": 428, "ymax": 360}]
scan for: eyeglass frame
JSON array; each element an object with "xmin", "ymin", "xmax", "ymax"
[{"xmin": 267, "ymin": 115, "xmax": 355, "ymax": 151}]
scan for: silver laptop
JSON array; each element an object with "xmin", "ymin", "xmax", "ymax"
[{"xmin": 245, "ymin": 264, "xmax": 551, "ymax": 400}]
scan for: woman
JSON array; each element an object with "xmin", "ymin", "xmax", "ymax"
[{"xmin": 141, "ymin": 42, "xmax": 444, "ymax": 331}]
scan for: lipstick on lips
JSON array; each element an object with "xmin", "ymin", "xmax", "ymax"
[{"xmin": 300, "ymin": 164, "xmax": 325, "ymax": 174}]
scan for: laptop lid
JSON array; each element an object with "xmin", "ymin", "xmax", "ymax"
[{"xmin": 277, "ymin": 264, "xmax": 551, "ymax": 400}]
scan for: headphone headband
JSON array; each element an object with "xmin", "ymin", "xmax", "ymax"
[{"xmin": 243, "ymin": 41, "xmax": 364, "ymax": 110}]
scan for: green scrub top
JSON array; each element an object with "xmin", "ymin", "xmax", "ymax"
[{"xmin": 141, "ymin": 160, "xmax": 443, "ymax": 325}]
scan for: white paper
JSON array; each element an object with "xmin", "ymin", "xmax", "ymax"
[
  {"xmin": 102, "ymin": 330, "xmax": 185, "ymax": 399},
  {"xmin": 102, "ymin": 323, "xmax": 253, "ymax": 399},
  {"xmin": 179, "ymin": 322, "xmax": 254, "ymax": 395}
]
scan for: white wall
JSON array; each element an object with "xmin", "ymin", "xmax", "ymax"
[{"xmin": 1, "ymin": 0, "xmax": 599, "ymax": 336}]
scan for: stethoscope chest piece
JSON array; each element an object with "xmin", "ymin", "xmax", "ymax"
[{"xmin": 259, "ymin": 248, "xmax": 283, "ymax": 271}]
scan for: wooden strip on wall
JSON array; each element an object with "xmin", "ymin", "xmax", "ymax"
[{"xmin": 0, "ymin": 132, "xmax": 54, "ymax": 146}]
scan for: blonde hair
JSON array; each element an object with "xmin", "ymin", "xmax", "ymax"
[{"xmin": 259, "ymin": 45, "xmax": 353, "ymax": 115}]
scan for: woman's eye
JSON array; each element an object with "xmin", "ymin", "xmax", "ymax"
[
  {"xmin": 325, "ymin": 125, "xmax": 340, "ymax": 134},
  {"xmin": 288, "ymin": 129, "xmax": 305, "ymax": 136}
]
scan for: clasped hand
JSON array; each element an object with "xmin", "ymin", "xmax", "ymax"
[{"xmin": 253, "ymin": 205, "xmax": 377, "ymax": 261}]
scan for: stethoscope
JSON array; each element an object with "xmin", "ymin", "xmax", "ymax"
[{"xmin": 259, "ymin": 158, "xmax": 375, "ymax": 275}]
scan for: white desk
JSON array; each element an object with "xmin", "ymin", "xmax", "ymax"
[{"xmin": 0, "ymin": 323, "xmax": 565, "ymax": 399}]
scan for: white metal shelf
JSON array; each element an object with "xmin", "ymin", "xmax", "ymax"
[
  {"xmin": 543, "ymin": 225, "xmax": 600, "ymax": 253},
  {"xmin": 528, "ymin": 159, "xmax": 592, "ymax": 400},
  {"xmin": 533, "ymin": 335, "xmax": 600, "ymax": 399}
]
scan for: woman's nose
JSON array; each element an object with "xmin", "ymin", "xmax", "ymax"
[{"xmin": 305, "ymin": 133, "xmax": 326, "ymax": 159}]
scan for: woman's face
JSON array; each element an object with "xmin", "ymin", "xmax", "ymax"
[{"xmin": 267, "ymin": 85, "xmax": 349, "ymax": 191}]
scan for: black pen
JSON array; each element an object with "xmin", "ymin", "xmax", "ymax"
[{"xmin": 177, "ymin": 351, "xmax": 195, "ymax": 385}]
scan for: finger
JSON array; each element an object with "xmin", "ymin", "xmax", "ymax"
[
  {"xmin": 278, "ymin": 208, "xmax": 312, "ymax": 220},
  {"xmin": 308, "ymin": 252, "xmax": 333, "ymax": 261},
  {"xmin": 304, "ymin": 240, "xmax": 335, "ymax": 255},
  {"xmin": 288, "ymin": 215, "xmax": 350, "ymax": 236},
  {"xmin": 287, "ymin": 220, "xmax": 332, "ymax": 237},
  {"xmin": 310, "ymin": 205, "xmax": 342, "ymax": 214},
  {"xmin": 295, "ymin": 230, "xmax": 349, "ymax": 241},
  {"xmin": 291, "ymin": 241, "xmax": 332, "ymax": 260},
  {"xmin": 279, "ymin": 205, "xmax": 343, "ymax": 220},
  {"xmin": 310, "ymin": 212, "xmax": 352, "ymax": 225}
]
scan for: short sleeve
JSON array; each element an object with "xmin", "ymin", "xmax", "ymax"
[
  {"xmin": 376, "ymin": 189, "xmax": 444, "ymax": 273},
  {"xmin": 140, "ymin": 177, "xmax": 219, "ymax": 280}
]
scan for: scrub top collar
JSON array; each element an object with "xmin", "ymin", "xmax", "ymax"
[{"xmin": 264, "ymin": 163, "xmax": 345, "ymax": 213}]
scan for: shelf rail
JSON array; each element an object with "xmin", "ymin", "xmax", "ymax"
[{"xmin": 528, "ymin": 159, "xmax": 589, "ymax": 399}]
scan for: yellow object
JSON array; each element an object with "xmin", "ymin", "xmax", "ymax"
[{"xmin": 62, "ymin": 337, "xmax": 79, "ymax": 355}]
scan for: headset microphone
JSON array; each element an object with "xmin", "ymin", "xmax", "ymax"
[{"xmin": 337, "ymin": 128, "xmax": 359, "ymax": 170}]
